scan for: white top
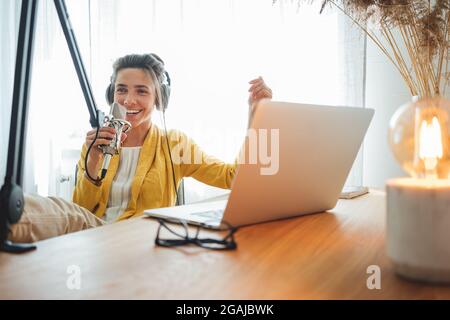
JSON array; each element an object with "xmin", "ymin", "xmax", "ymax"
[{"xmin": 104, "ymin": 147, "xmax": 141, "ymax": 223}]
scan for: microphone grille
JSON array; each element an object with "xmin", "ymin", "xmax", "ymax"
[{"xmin": 111, "ymin": 102, "xmax": 127, "ymax": 120}]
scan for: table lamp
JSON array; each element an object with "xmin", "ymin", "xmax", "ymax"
[{"xmin": 387, "ymin": 96, "xmax": 450, "ymax": 283}]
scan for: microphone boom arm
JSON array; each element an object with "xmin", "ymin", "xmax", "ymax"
[{"xmin": 1, "ymin": 0, "xmax": 104, "ymax": 253}]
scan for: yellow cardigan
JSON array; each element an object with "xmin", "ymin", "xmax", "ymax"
[{"xmin": 73, "ymin": 124, "xmax": 237, "ymax": 221}]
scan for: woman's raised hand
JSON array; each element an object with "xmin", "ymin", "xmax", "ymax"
[{"xmin": 247, "ymin": 76, "xmax": 272, "ymax": 108}]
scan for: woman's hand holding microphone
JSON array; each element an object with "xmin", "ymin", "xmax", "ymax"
[{"xmin": 84, "ymin": 127, "xmax": 127, "ymax": 182}]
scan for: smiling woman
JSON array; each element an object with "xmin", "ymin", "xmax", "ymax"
[
  {"xmin": 73, "ymin": 53, "xmax": 273, "ymax": 224},
  {"xmin": 3, "ymin": 0, "xmax": 367, "ymax": 243},
  {"xmin": 17, "ymin": 0, "xmax": 365, "ymax": 204},
  {"xmin": 7, "ymin": 52, "xmax": 272, "ymax": 243}
]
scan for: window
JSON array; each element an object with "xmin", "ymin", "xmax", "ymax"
[{"xmin": 8, "ymin": 0, "xmax": 365, "ymax": 202}]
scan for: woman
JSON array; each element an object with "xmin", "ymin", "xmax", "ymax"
[
  {"xmin": 73, "ymin": 53, "xmax": 273, "ymax": 223},
  {"xmin": 8, "ymin": 53, "xmax": 272, "ymax": 243}
]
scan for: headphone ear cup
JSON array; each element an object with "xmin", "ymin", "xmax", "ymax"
[
  {"xmin": 159, "ymin": 83, "xmax": 170, "ymax": 112},
  {"xmin": 105, "ymin": 83, "xmax": 114, "ymax": 105}
]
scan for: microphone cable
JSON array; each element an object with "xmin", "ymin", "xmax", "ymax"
[{"xmin": 84, "ymin": 117, "xmax": 103, "ymax": 184}]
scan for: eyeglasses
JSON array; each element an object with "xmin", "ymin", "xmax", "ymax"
[{"xmin": 154, "ymin": 218, "xmax": 238, "ymax": 250}]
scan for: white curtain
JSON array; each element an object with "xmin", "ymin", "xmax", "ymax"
[
  {"xmin": 10, "ymin": 0, "xmax": 366, "ymax": 202},
  {"xmin": 338, "ymin": 12, "xmax": 367, "ymax": 187},
  {"xmin": 0, "ymin": 0, "xmax": 21, "ymax": 187},
  {"xmin": 24, "ymin": 0, "xmax": 92, "ymax": 197}
]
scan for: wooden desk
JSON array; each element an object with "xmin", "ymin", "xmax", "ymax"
[{"xmin": 1, "ymin": 189, "xmax": 450, "ymax": 299}]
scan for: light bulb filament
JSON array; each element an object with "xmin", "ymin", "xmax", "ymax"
[{"xmin": 419, "ymin": 116, "xmax": 443, "ymax": 178}]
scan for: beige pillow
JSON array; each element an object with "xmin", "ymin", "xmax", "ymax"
[{"xmin": 8, "ymin": 194, "xmax": 105, "ymax": 243}]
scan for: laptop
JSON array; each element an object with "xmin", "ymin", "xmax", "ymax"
[{"xmin": 144, "ymin": 100, "xmax": 374, "ymax": 229}]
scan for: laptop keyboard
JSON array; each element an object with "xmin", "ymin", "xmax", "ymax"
[{"xmin": 190, "ymin": 209, "xmax": 224, "ymax": 220}]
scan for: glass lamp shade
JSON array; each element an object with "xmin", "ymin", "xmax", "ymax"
[{"xmin": 388, "ymin": 96, "xmax": 450, "ymax": 179}]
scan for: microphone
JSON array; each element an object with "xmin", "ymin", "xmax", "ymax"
[{"xmin": 100, "ymin": 102, "xmax": 131, "ymax": 179}]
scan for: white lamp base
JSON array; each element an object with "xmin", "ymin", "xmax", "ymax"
[{"xmin": 386, "ymin": 178, "xmax": 450, "ymax": 284}]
